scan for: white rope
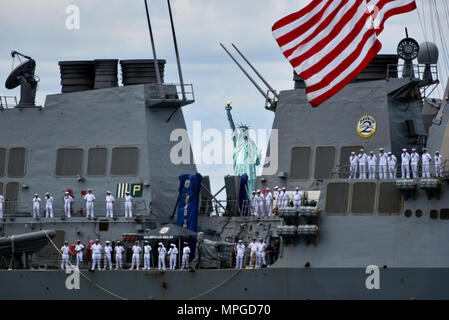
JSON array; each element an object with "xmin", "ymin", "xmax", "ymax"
[
  {"xmin": 43, "ymin": 231, "xmax": 128, "ymax": 300},
  {"xmin": 188, "ymin": 269, "xmax": 242, "ymax": 300}
]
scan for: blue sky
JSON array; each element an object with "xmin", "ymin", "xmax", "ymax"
[{"xmin": 1, "ymin": 0, "xmax": 448, "ymax": 193}]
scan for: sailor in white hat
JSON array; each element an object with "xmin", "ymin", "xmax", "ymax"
[
  {"xmin": 249, "ymin": 237, "xmax": 258, "ymax": 267},
  {"xmin": 181, "ymin": 242, "xmax": 191, "ymax": 269},
  {"xmin": 274, "ymin": 186, "xmax": 281, "ymax": 211},
  {"xmin": 387, "ymin": 152, "xmax": 397, "ymax": 179},
  {"xmin": 257, "ymin": 189, "xmax": 265, "ymax": 217},
  {"xmin": 60, "ymin": 241, "xmax": 70, "ymax": 270},
  {"xmin": 63, "ymin": 191, "xmax": 73, "ymax": 218},
  {"xmin": 253, "ymin": 190, "xmax": 261, "ymax": 217},
  {"xmin": 105, "ymin": 191, "xmax": 115, "ymax": 218},
  {"xmin": 357, "ymin": 149, "xmax": 368, "ymax": 179},
  {"xmin": 349, "ymin": 152, "xmax": 358, "ymax": 179},
  {"xmin": 143, "ymin": 240, "xmax": 152, "ymax": 270},
  {"xmin": 293, "ymin": 187, "xmax": 303, "ymax": 209},
  {"xmin": 435, "ymin": 151, "xmax": 443, "ymax": 177},
  {"xmin": 75, "ymin": 240, "xmax": 84, "ymax": 269},
  {"xmin": 256, "ymin": 238, "xmax": 267, "ymax": 268},
  {"xmin": 264, "ymin": 187, "xmax": 273, "ymax": 217},
  {"xmin": 32, "ymin": 193, "xmax": 41, "ymax": 218},
  {"xmin": 168, "ymin": 243, "xmax": 178, "ymax": 270},
  {"xmin": 378, "ymin": 148, "xmax": 387, "ymax": 179},
  {"xmin": 91, "ymin": 239, "xmax": 102, "ymax": 271},
  {"xmin": 114, "ymin": 241, "xmax": 125, "ymax": 270},
  {"xmin": 421, "ymin": 148, "xmax": 432, "ymax": 178},
  {"xmin": 84, "ymin": 189, "xmax": 96, "ymax": 218},
  {"xmin": 282, "ymin": 187, "xmax": 290, "ymax": 208},
  {"xmin": 103, "ymin": 240, "xmax": 113, "ymax": 270},
  {"xmin": 124, "ymin": 191, "xmax": 133, "ymax": 218},
  {"xmin": 368, "ymin": 151, "xmax": 377, "ymax": 179},
  {"xmin": 45, "ymin": 192, "xmax": 54, "ymax": 218},
  {"xmin": 158, "ymin": 242, "xmax": 167, "ymax": 270},
  {"xmin": 410, "ymin": 148, "xmax": 420, "ymax": 178},
  {"xmin": 401, "ymin": 148, "xmax": 411, "ymax": 179},
  {"xmin": 129, "ymin": 240, "xmax": 142, "ymax": 270},
  {"xmin": 235, "ymin": 240, "xmax": 245, "ymax": 269}
]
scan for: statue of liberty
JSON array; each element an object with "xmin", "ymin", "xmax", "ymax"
[{"xmin": 225, "ymin": 101, "xmax": 261, "ymax": 195}]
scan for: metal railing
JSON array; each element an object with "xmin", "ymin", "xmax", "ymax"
[
  {"xmin": 0, "ymin": 96, "xmax": 17, "ymax": 109},
  {"xmin": 387, "ymin": 64, "xmax": 438, "ymax": 80},
  {"xmin": 0, "ymin": 199, "xmax": 147, "ymax": 219}
]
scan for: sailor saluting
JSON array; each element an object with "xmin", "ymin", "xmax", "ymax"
[{"xmin": 32, "ymin": 193, "xmax": 41, "ymax": 219}]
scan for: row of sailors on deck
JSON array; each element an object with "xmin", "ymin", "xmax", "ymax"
[
  {"xmin": 60, "ymin": 240, "xmax": 191, "ymax": 271},
  {"xmin": 349, "ymin": 148, "xmax": 443, "ymax": 180},
  {"xmin": 26, "ymin": 189, "xmax": 134, "ymax": 219},
  {"xmin": 250, "ymin": 187, "xmax": 303, "ymax": 217}
]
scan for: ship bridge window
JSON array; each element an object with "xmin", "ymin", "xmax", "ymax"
[
  {"xmin": 0, "ymin": 148, "xmax": 6, "ymax": 177},
  {"xmin": 325, "ymin": 182, "xmax": 349, "ymax": 215},
  {"xmin": 55, "ymin": 148, "xmax": 83, "ymax": 177},
  {"xmin": 351, "ymin": 182, "xmax": 376, "ymax": 215},
  {"xmin": 378, "ymin": 182, "xmax": 402, "ymax": 215},
  {"xmin": 339, "ymin": 146, "xmax": 363, "ymax": 178},
  {"xmin": 8, "ymin": 148, "xmax": 26, "ymax": 178},
  {"xmin": 290, "ymin": 147, "xmax": 311, "ymax": 180},
  {"xmin": 314, "ymin": 146, "xmax": 336, "ymax": 179},
  {"xmin": 87, "ymin": 148, "xmax": 107, "ymax": 176},
  {"xmin": 111, "ymin": 147, "xmax": 139, "ymax": 176}
]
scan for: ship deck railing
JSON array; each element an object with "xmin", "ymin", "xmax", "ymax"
[
  {"xmin": 0, "ymin": 96, "xmax": 18, "ymax": 109},
  {"xmin": 386, "ymin": 63, "xmax": 438, "ymax": 80},
  {"xmin": 0, "ymin": 199, "xmax": 147, "ymax": 219}
]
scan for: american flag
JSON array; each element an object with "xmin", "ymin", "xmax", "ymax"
[{"xmin": 272, "ymin": 0, "xmax": 417, "ymax": 107}]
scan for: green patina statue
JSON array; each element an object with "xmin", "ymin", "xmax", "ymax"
[{"xmin": 225, "ymin": 101, "xmax": 261, "ymax": 195}]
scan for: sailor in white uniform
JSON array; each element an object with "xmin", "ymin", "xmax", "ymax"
[
  {"xmin": 103, "ymin": 241, "xmax": 113, "ymax": 270},
  {"xmin": 84, "ymin": 189, "xmax": 96, "ymax": 218},
  {"xmin": 277, "ymin": 188, "xmax": 284, "ymax": 209},
  {"xmin": 248, "ymin": 238, "xmax": 258, "ymax": 266},
  {"xmin": 378, "ymin": 148, "xmax": 387, "ymax": 179},
  {"xmin": 253, "ymin": 191, "xmax": 261, "ymax": 217},
  {"xmin": 257, "ymin": 190, "xmax": 265, "ymax": 217},
  {"xmin": 358, "ymin": 149, "xmax": 368, "ymax": 179},
  {"xmin": 435, "ymin": 151, "xmax": 443, "ymax": 177},
  {"xmin": 115, "ymin": 241, "xmax": 125, "ymax": 270},
  {"xmin": 293, "ymin": 187, "xmax": 302, "ymax": 209},
  {"xmin": 256, "ymin": 238, "xmax": 267, "ymax": 267},
  {"xmin": 91, "ymin": 239, "xmax": 102, "ymax": 271},
  {"xmin": 401, "ymin": 148, "xmax": 411, "ymax": 179},
  {"xmin": 421, "ymin": 148, "xmax": 432, "ymax": 178},
  {"xmin": 368, "ymin": 151, "xmax": 377, "ymax": 179},
  {"xmin": 130, "ymin": 241, "xmax": 142, "ymax": 270},
  {"xmin": 181, "ymin": 242, "xmax": 191, "ymax": 269},
  {"xmin": 124, "ymin": 191, "xmax": 133, "ymax": 218},
  {"xmin": 282, "ymin": 187, "xmax": 290, "ymax": 208},
  {"xmin": 410, "ymin": 148, "xmax": 420, "ymax": 178},
  {"xmin": 44, "ymin": 193, "xmax": 54, "ymax": 218},
  {"xmin": 158, "ymin": 243, "xmax": 167, "ymax": 270},
  {"xmin": 168, "ymin": 244, "xmax": 178, "ymax": 270},
  {"xmin": 235, "ymin": 240, "xmax": 245, "ymax": 269},
  {"xmin": 0, "ymin": 193, "xmax": 4, "ymax": 219},
  {"xmin": 349, "ymin": 152, "xmax": 358, "ymax": 179},
  {"xmin": 264, "ymin": 188, "xmax": 273, "ymax": 217},
  {"xmin": 64, "ymin": 192, "xmax": 73, "ymax": 218},
  {"xmin": 143, "ymin": 241, "xmax": 152, "ymax": 270},
  {"xmin": 105, "ymin": 191, "xmax": 115, "ymax": 218},
  {"xmin": 60, "ymin": 241, "xmax": 70, "ymax": 270},
  {"xmin": 75, "ymin": 240, "xmax": 84, "ymax": 268},
  {"xmin": 273, "ymin": 186, "xmax": 280, "ymax": 211},
  {"xmin": 387, "ymin": 152, "xmax": 397, "ymax": 179},
  {"xmin": 32, "ymin": 193, "xmax": 41, "ymax": 218}
]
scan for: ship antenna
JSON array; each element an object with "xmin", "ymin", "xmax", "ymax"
[
  {"xmin": 144, "ymin": 0, "xmax": 164, "ymax": 99},
  {"xmin": 167, "ymin": 0, "xmax": 186, "ymax": 101},
  {"xmin": 231, "ymin": 43, "xmax": 279, "ymax": 99}
]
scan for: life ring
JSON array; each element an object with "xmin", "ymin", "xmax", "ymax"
[{"xmin": 69, "ymin": 243, "xmax": 77, "ymax": 256}]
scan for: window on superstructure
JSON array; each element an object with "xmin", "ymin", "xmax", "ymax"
[
  {"xmin": 7, "ymin": 148, "xmax": 26, "ymax": 177},
  {"xmin": 314, "ymin": 146, "xmax": 336, "ymax": 179},
  {"xmin": 111, "ymin": 147, "xmax": 139, "ymax": 176},
  {"xmin": 290, "ymin": 147, "xmax": 311, "ymax": 180},
  {"xmin": 5, "ymin": 182, "xmax": 20, "ymax": 214},
  {"xmin": 325, "ymin": 182, "xmax": 349, "ymax": 215},
  {"xmin": 339, "ymin": 146, "xmax": 363, "ymax": 178},
  {"xmin": 55, "ymin": 148, "xmax": 83, "ymax": 177},
  {"xmin": 87, "ymin": 148, "xmax": 107, "ymax": 176},
  {"xmin": 378, "ymin": 182, "xmax": 402, "ymax": 215},
  {"xmin": 0, "ymin": 148, "xmax": 6, "ymax": 177}
]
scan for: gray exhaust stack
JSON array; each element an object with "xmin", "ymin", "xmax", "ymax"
[
  {"xmin": 59, "ymin": 60, "xmax": 95, "ymax": 93},
  {"xmin": 120, "ymin": 59, "xmax": 166, "ymax": 86},
  {"xmin": 94, "ymin": 59, "xmax": 118, "ymax": 89}
]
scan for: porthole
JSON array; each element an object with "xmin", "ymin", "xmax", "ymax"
[
  {"xmin": 430, "ymin": 210, "xmax": 438, "ymax": 219},
  {"xmin": 404, "ymin": 209, "xmax": 412, "ymax": 217},
  {"xmin": 415, "ymin": 209, "xmax": 422, "ymax": 218}
]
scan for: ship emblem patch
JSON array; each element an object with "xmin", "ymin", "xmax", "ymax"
[
  {"xmin": 160, "ymin": 227, "xmax": 170, "ymax": 234},
  {"xmin": 357, "ymin": 115, "xmax": 376, "ymax": 138}
]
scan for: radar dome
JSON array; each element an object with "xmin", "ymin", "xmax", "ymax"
[{"xmin": 418, "ymin": 42, "xmax": 439, "ymax": 64}]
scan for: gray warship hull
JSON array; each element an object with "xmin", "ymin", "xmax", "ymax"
[{"xmin": 1, "ymin": 267, "xmax": 449, "ymax": 300}]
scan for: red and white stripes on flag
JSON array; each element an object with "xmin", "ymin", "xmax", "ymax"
[{"xmin": 272, "ymin": 0, "xmax": 416, "ymax": 107}]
